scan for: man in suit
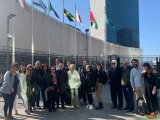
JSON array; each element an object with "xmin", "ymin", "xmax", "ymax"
[{"xmin": 109, "ymin": 60, "xmax": 123, "ymax": 110}]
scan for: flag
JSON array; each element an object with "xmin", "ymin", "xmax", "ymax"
[
  {"xmin": 33, "ymin": 0, "xmax": 47, "ymax": 13},
  {"xmin": 17, "ymin": 0, "xmax": 29, "ymax": 11},
  {"xmin": 76, "ymin": 10, "xmax": 83, "ymax": 26},
  {"xmin": 64, "ymin": 8, "xmax": 75, "ymax": 22},
  {"xmin": 49, "ymin": 2, "xmax": 60, "ymax": 19},
  {"xmin": 90, "ymin": 10, "xmax": 98, "ymax": 29},
  {"xmin": 106, "ymin": 16, "xmax": 115, "ymax": 29}
]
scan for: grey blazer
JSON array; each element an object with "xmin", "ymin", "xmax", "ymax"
[{"xmin": 0, "ymin": 71, "xmax": 19, "ymax": 94}]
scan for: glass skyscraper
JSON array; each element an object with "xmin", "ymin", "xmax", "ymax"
[{"xmin": 106, "ymin": 0, "xmax": 139, "ymax": 48}]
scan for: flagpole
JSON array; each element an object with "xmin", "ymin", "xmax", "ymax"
[
  {"xmin": 31, "ymin": 0, "xmax": 34, "ymax": 66},
  {"xmin": 74, "ymin": 4, "xmax": 77, "ymax": 66},
  {"xmin": 104, "ymin": 3, "xmax": 107, "ymax": 71},
  {"xmin": 89, "ymin": 2, "xmax": 92, "ymax": 65},
  {"xmin": 62, "ymin": 0, "xmax": 65, "ymax": 63},
  {"xmin": 48, "ymin": 0, "xmax": 51, "ymax": 67}
]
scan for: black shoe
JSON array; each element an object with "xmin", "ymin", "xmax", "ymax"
[
  {"xmin": 111, "ymin": 106, "xmax": 117, "ymax": 109},
  {"xmin": 61, "ymin": 106, "xmax": 66, "ymax": 109},
  {"xmin": 128, "ymin": 109, "xmax": 134, "ymax": 113},
  {"xmin": 118, "ymin": 107, "xmax": 122, "ymax": 110},
  {"xmin": 123, "ymin": 107, "xmax": 129, "ymax": 111},
  {"xmin": 95, "ymin": 106, "xmax": 102, "ymax": 110},
  {"xmin": 52, "ymin": 109, "xmax": 56, "ymax": 112},
  {"xmin": 49, "ymin": 109, "xmax": 52, "ymax": 112},
  {"xmin": 56, "ymin": 106, "xmax": 59, "ymax": 109}
]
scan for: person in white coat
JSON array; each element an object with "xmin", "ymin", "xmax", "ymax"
[{"xmin": 14, "ymin": 65, "xmax": 29, "ymax": 115}]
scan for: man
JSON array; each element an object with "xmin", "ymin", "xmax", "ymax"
[
  {"xmin": 65, "ymin": 60, "xmax": 71, "ymax": 71},
  {"xmin": 57, "ymin": 63, "xmax": 68, "ymax": 108},
  {"xmin": 78, "ymin": 59, "xmax": 88, "ymax": 104},
  {"xmin": 108, "ymin": 60, "xmax": 123, "ymax": 110},
  {"xmin": 130, "ymin": 59, "xmax": 145, "ymax": 101},
  {"xmin": 31, "ymin": 61, "xmax": 42, "ymax": 109},
  {"xmin": 122, "ymin": 61, "xmax": 134, "ymax": 112},
  {"xmin": 55, "ymin": 58, "xmax": 61, "ymax": 70}
]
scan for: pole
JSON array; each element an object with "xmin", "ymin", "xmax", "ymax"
[
  {"xmin": 104, "ymin": 3, "xmax": 107, "ymax": 71},
  {"xmin": 6, "ymin": 18, "xmax": 9, "ymax": 70},
  {"xmin": 74, "ymin": 4, "xmax": 77, "ymax": 66},
  {"xmin": 85, "ymin": 29, "xmax": 89, "ymax": 60},
  {"xmin": 48, "ymin": 0, "xmax": 51, "ymax": 67},
  {"xmin": 31, "ymin": 0, "xmax": 34, "ymax": 66},
  {"xmin": 62, "ymin": 0, "xmax": 65, "ymax": 64}
]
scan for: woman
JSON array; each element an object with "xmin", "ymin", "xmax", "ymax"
[
  {"xmin": 95, "ymin": 63, "xmax": 108, "ymax": 110},
  {"xmin": 46, "ymin": 66, "xmax": 57, "ymax": 112},
  {"xmin": 26, "ymin": 64, "xmax": 34, "ymax": 113},
  {"xmin": 41, "ymin": 64, "xmax": 51, "ymax": 109},
  {"xmin": 142, "ymin": 63, "xmax": 159, "ymax": 119},
  {"xmin": 0, "ymin": 63, "xmax": 20, "ymax": 120},
  {"xmin": 84, "ymin": 65, "xmax": 95, "ymax": 110},
  {"xmin": 14, "ymin": 65, "xmax": 29, "ymax": 115},
  {"xmin": 68, "ymin": 64, "xmax": 81, "ymax": 109}
]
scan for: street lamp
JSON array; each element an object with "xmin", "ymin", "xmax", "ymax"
[
  {"xmin": 6, "ymin": 14, "xmax": 16, "ymax": 70},
  {"xmin": 85, "ymin": 29, "xmax": 89, "ymax": 60}
]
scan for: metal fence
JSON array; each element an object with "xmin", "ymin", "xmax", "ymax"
[{"xmin": 0, "ymin": 47, "xmax": 160, "ymax": 73}]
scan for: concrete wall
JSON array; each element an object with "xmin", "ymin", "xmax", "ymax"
[{"xmin": 0, "ymin": 0, "xmax": 142, "ymax": 57}]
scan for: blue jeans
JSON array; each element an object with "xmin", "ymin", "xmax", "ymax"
[
  {"xmin": 122, "ymin": 84, "xmax": 134, "ymax": 110},
  {"xmin": 2, "ymin": 93, "xmax": 16, "ymax": 116}
]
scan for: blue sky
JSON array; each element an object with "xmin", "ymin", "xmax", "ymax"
[{"xmin": 26, "ymin": 0, "xmax": 160, "ymax": 55}]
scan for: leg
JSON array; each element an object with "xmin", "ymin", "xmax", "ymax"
[
  {"xmin": 87, "ymin": 93, "xmax": 93, "ymax": 105},
  {"xmin": 35, "ymin": 86, "xmax": 41, "ymax": 107},
  {"xmin": 127, "ymin": 85, "xmax": 134, "ymax": 111},
  {"xmin": 74, "ymin": 88, "xmax": 79, "ymax": 108},
  {"xmin": 9, "ymin": 93, "xmax": 16, "ymax": 116},
  {"xmin": 13, "ymin": 94, "xmax": 18, "ymax": 114},
  {"xmin": 51, "ymin": 91, "xmax": 56, "ymax": 110},
  {"xmin": 122, "ymin": 85, "xmax": 130, "ymax": 109},
  {"xmin": 117, "ymin": 86, "xmax": 123, "ymax": 109},
  {"xmin": 41, "ymin": 88, "xmax": 47, "ymax": 108},
  {"xmin": 20, "ymin": 92, "xmax": 28, "ymax": 111},
  {"xmin": 61, "ymin": 92, "xmax": 65, "ymax": 108},
  {"xmin": 47, "ymin": 91, "xmax": 52, "ymax": 112},
  {"xmin": 2, "ymin": 93, "xmax": 10, "ymax": 116},
  {"xmin": 70, "ymin": 89, "xmax": 75, "ymax": 107},
  {"xmin": 110, "ymin": 84, "xmax": 117, "ymax": 108},
  {"xmin": 56, "ymin": 91, "xmax": 60, "ymax": 108}
]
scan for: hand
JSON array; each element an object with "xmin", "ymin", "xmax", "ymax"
[
  {"xmin": 32, "ymin": 88, "xmax": 35, "ymax": 92},
  {"xmin": 152, "ymin": 89, "xmax": 157, "ymax": 95},
  {"xmin": 133, "ymin": 88, "xmax": 136, "ymax": 92},
  {"xmin": 91, "ymin": 87, "xmax": 94, "ymax": 90}
]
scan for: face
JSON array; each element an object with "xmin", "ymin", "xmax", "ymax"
[
  {"xmin": 35, "ymin": 61, "xmax": 41, "ymax": 69},
  {"xmin": 28, "ymin": 67, "xmax": 32, "ymax": 72},
  {"xmin": 59, "ymin": 63, "xmax": 64, "ymax": 70},
  {"xmin": 70, "ymin": 65, "xmax": 75, "ymax": 72},
  {"xmin": 43, "ymin": 65, "xmax": 47, "ymax": 71},
  {"xmin": 56, "ymin": 60, "xmax": 60, "ymax": 65},
  {"xmin": 123, "ymin": 61, "xmax": 128, "ymax": 68},
  {"xmin": 51, "ymin": 67, "xmax": 56, "ymax": 73},
  {"xmin": 21, "ymin": 66, "xmax": 26, "ymax": 73},
  {"xmin": 132, "ymin": 60, "xmax": 139, "ymax": 67},
  {"xmin": 83, "ymin": 60, "xmax": 87, "ymax": 66},
  {"xmin": 12, "ymin": 66, "xmax": 18, "ymax": 73},
  {"xmin": 143, "ymin": 66, "xmax": 148, "ymax": 72},
  {"xmin": 86, "ymin": 65, "xmax": 90, "ymax": 72},
  {"xmin": 96, "ymin": 65, "xmax": 101, "ymax": 71},
  {"xmin": 111, "ymin": 62, "xmax": 116, "ymax": 68}
]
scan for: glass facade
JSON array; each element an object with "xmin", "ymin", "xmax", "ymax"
[{"xmin": 106, "ymin": 0, "xmax": 139, "ymax": 48}]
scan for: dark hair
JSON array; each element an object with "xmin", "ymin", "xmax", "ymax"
[
  {"xmin": 143, "ymin": 63, "xmax": 153, "ymax": 73},
  {"xmin": 42, "ymin": 64, "xmax": 51, "ymax": 73},
  {"xmin": 96, "ymin": 63, "xmax": 102, "ymax": 67},
  {"xmin": 11, "ymin": 62, "xmax": 18, "ymax": 69},
  {"xmin": 86, "ymin": 65, "xmax": 94, "ymax": 73},
  {"xmin": 131, "ymin": 59, "xmax": 139, "ymax": 63}
]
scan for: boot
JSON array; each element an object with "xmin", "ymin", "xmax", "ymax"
[
  {"xmin": 15, "ymin": 110, "xmax": 18, "ymax": 115},
  {"xmin": 95, "ymin": 102, "xmax": 103, "ymax": 110}
]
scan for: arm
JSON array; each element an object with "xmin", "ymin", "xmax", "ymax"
[
  {"xmin": 130, "ymin": 69, "xmax": 135, "ymax": 90},
  {"xmin": 4, "ymin": 71, "xmax": 13, "ymax": 91}
]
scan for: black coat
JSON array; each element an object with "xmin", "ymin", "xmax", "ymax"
[
  {"xmin": 57, "ymin": 69, "xmax": 68, "ymax": 93},
  {"xmin": 84, "ymin": 71, "xmax": 96, "ymax": 93},
  {"xmin": 95, "ymin": 69, "xmax": 108, "ymax": 84},
  {"xmin": 41, "ymin": 72, "xmax": 52, "ymax": 89},
  {"xmin": 31, "ymin": 68, "xmax": 42, "ymax": 87},
  {"xmin": 108, "ymin": 67, "xmax": 122, "ymax": 88}
]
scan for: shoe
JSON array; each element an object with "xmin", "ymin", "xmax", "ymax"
[
  {"xmin": 48, "ymin": 109, "xmax": 52, "ymax": 112},
  {"xmin": 15, "ymin": 110, "xmax": 18, "ymax": 115},
  {"xmin": 4, "ymin": 116, "xmax": 9, "ymax": 120},
  {"xmin": 61, "ymin": 106, "xmax": 66, "ymax": 109},
  {"xmin": 147, "ymin": 112, "xmax": 157, "ymax": 119},
  {"xmin": 56, "ymin": 106, "xmax": 59, "ymax": 109},
  {"xmin": 88, "ymin": 104, "xmax": 94, "ymax": 110},
  {"xmin": 86, "ymin": 104, "xmax": 90, "ymax": 109},
  {"xmin": 111, "ymin": 106, "xmax": 117, "ymax": 109},
  {"xmin": 8, "ymin": 115, "xmax": 14, "ymax": 119},
  {"xmin": 123, "ymin": 107, "xmax": 129, "ymax": 111},
  {"xmin": 25, "ymin": 110, "xmax": 30, "ymax": 115},
  {"xmin": 37, "ymin": 106, "xmax": 42, "ymax": 109},
  {"xmin": 95, "ymin": 102, "xmax": 103, "ymax": 110},
  {"xmin": 128, "ymin": 109, "xmax": 134, "ymax": 113},
  {"xmin": 118, "ymin": 107, "xmax": 122, "ymax": 110}
]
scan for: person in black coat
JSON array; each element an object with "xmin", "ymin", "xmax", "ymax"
[
  {"xmin": 95, "ymin": 63, "xmax": 108, "ymax": 110},
  {"xmin": 142, "ymin": 63, "xmax": 159, "ymax": 119},
  {"xmin": 108, "ymin": 60, "xmax": 123, "ymax": 110},
  {"xmin": 31, "ymin": 61, "xmax": 42, "ymax": 109},
  {"xmin": 57, "ymin": 63, "xmax": 68, "ymax": 108},
  {"xmin": 84, "ymin": 65, "xmax": 96, "ymax": 110}
]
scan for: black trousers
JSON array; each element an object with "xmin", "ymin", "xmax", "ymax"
[
  {"xmin": 79, "ymin": 85, "xmax": 87, "ymax": 103},
  {"xmin": 85, "ymin": 92, "xmax": 93, "ymax": 104},
  {"xmin": 34, "ymin": 86, "xmax": 41, "ymax": 107},
  {"xmin": 122, "ymin": 84, "xmax": 134, "ymax": 110},
  {"xmin": 41, "ymin": 88, "xmax": 47, "ymax": 108},
  {"xmin": 2, "ymin": 93, "xmax": 16, "ymax": 116},
  {"xmin": 47, "ymin": 90, "xmax": 56, "ymax": 110},
  {"xmin": 110, "ymin": 84, "xmax": 123, "ymax": 108},
  {"xmin": 57, "ymin": 92, "xmax": 65, "ymax": 107}
]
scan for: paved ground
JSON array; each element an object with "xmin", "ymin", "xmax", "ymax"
[{"xmin": 0, "ymin": 85, "xmax": 159, "ymax": 120}]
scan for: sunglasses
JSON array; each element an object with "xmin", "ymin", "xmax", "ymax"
[{"xmin": 112, "ymin": 63, "xmax": 116, "ymax": 64}]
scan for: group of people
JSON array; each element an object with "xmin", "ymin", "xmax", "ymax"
[{"xmin": 0, "ymin": 58, "xmax": 159, "ymax": 120}]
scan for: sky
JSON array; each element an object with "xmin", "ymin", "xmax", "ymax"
[{"xmin": 26, "ymin": 0, "xmax": 160, "ymax": 55}]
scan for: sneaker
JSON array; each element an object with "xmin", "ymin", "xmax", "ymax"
[
  {"xmin": 25, "ymin": 110, "xmax": 30, "ymax": 115},
  {"xmin": 86, "ymin": 104, "xmax": 90, "ymax": 109},
  {"xmin": 88, "ymin": 104, "xmax": 93, "ymax": 110},
  {"xmin": 4, "ymin": 116, "xmax": 9, "ymax": 120}
]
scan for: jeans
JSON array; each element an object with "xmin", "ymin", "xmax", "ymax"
[
  {"xmin": 35, "ymin": 85, "xmax": 41, "ymax": 107},
  {"xmin": 2, "ymin": 93, "xmax": 16, "ymax": 116},
  {"xmin": 71, "ymin": 88, "xmax": 79, "ymax": 108},
  {"xmin": 122, "ymin": 84, "xmax": 134, "ymax": 110}
]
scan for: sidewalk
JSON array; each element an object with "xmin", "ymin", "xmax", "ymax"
[{"xmin": 0, "ymin": 85, "xmax": 158, "ymax": 120}]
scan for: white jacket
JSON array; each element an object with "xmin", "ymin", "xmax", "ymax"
[{"xmin": 19, "ymin": 73, "xmax": 27, "ymax": 93}]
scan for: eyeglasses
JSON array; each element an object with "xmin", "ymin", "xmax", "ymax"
[{"xmin": 112, "ymin": 63, "xmax": 116, "ymax": 64}]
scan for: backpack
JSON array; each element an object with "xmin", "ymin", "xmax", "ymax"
[{"xmin": 137, "ymin": 97, "xmax": 147, "ymax": 116}]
